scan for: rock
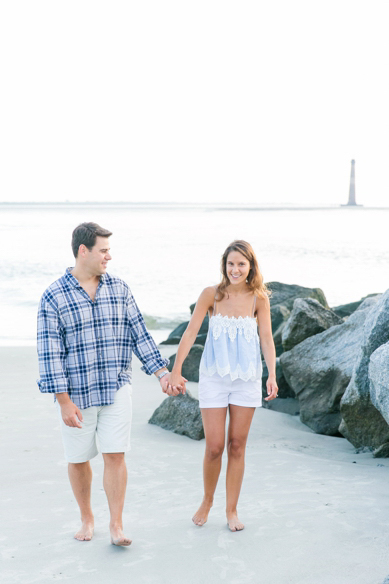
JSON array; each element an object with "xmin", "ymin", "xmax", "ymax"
[
  {"xmin": 270, "ymin": 304, "xmax": 291, "ymax": 332},
  {"xmin": 280, "ymin": 304, "xmax": 374, "ymax": 436},
  {"xmin": 281, "ymin": 298, "xmax": 342, "ymax": 351},
  {"xmin": 269, "ymin": 305, "xmax": 291, "ymax": 357},
  {"xmin": 355, "ymin": 294, "xmax": 381, "ymax": 312},
  {"xmin": 369, "ymin": 342, "xmax": 389, "ymax": 425},
  {"xmin": 262, "ymin": 359, "xmax": 299, "ymax": 414},
  {"xmin": 167, "ymin": 344, "xmax": 204, "ymax": 382},
  {"xmin": 160, "ymin": 316, "xmax": 209, "ymax": 345},
  {"xmin": 267, "ymin": 282, "xmax": 329, "ymax": 310},
  {"xmin": 332, "ymin": 294, "xmax": 380, "ymax": 318},
  {"xmin": 263, "ymin": 397, "xmax": 300, "ymax": 415},
  {"xmin": 148, "ymin": 391, "xmax": 204, "ymax": 440},
  {"xmin": 373, "ymin": 443, "xmax": 389, "ymax": 458},
  {"xmin": 262, "ymin": 358, "xmax": 294, "ymax": 399},
  {"xmin": 272, "ymin": 321, "xmax": 287, "ymax": 356},
  {"xmin": 340, "ymin": 291, "xmax": 389, "ymax": 452}
]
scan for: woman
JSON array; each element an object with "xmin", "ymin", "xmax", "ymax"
[{"xmin": 168, "ymin": 240, "xmax": 278, "ymax": 531}]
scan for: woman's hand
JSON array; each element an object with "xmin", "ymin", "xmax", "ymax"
[
  {"xmin": 264, "ymin": 375, "xmax": 278, "ymax": 401},
  {"xmin": 167, "ymin": 371, "xmax": 188, "ymax": 396},
  {"xmin": 160, "ymin": 372, "xmax": 188, "ymax": 396}
]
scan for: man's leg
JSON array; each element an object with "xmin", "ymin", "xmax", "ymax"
[
  {"xmin": 58, "ymin": 403, "xmax": 98, "ymax": 541},
  {"xmin": 98, "ymin": 385, "xmax": 132, "ymax": 545},
  {"xmin": 68, "ymin": 462, "xmax": 95, "ymax": 541},
  {"xmin": 102, "ymin": 452, "xmax": 131, "ymax": 546}
]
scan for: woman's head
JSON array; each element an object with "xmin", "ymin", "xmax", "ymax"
[{"xmin": 217, "ymin": 240, "xmax": 270, "ymax": 300}]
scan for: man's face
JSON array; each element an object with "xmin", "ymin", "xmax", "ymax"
[{"xmin": 83, "ymin": 236, "xmax": 112, "ymax": 276}]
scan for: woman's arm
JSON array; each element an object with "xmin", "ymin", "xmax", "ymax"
[
  {"xmin": 168, "ymin": 286, "xmax": 215, "ymax": 393},
  {"xmin": 256, "ymin": 295, "xmax": 278, "ymax": 401}
]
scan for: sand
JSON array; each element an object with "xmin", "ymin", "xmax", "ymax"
[{"xmin": 1, "ymin": 346, "xmax": 388, "ymax": 584}]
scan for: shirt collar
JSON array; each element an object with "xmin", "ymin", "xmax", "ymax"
[{"xmin": 64, "ymin": 267, "xmax": 106, "ymax": 289}]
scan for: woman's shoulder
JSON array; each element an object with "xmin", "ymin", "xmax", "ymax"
[
  {"xmin": 254, "ymin": 292, "xmax": 270, "ymax": 310},
  {"xmin": 201, "ymin": 285, "xmax": 218, "ymax": 297}
]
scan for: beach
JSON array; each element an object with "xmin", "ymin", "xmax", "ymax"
[{"xmin": 1, "ymin": 345, "xmax": 389, "ymax": 584}]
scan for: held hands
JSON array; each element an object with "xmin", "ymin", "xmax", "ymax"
[
  {"xmin": 264, "ymin": 376, "xmax": 279, "ymax": 401},
  {"xmin": 160, "ymin": 372, "xmax": 187, "ymax": 396},
  {"xmin": 60, "ymin": 400, "xmax": 83, "ymax": 427}
]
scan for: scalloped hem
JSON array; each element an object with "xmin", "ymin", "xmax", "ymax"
[{"xmin": 200, "ymin": 362, "xmax": 262, "ymax": 382}]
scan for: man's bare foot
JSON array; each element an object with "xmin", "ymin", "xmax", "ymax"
[
  {"xmin": 227, "ymin": 513, "xmax": 244, "ymax": 532},
  {"xmin": 110, "ymin": 525, "xmax": 132, "ymax": 546},
  {"xmin": 192, "ymin": 500, "xmax": 213, "ymax": 526},
  {"xmin": 74, "ymin": 518, "xmax": 94, "ymax": 541}
]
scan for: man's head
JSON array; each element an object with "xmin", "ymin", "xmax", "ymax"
[{"xmin": 71, "ymin": 222, "xmax": 113, "ymax": 276}]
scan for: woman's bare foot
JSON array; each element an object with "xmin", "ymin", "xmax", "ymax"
[
  {"xmin": 110, "ymin": 524, "xmax": 132, "ymax": 546},
  {"xmin": 227, "ymin": 512, "xmax": 244, "ymax": 532},
  {"xmin": 74, "ymin": 518, "xmax": 94, "ymax": 541},
  {"xmin": 192, "ymin": 500, "xmax": 213, "ymax": 526}
]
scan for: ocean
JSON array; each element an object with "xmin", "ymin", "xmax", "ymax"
[{"xmin": 1, "ymin": 202, "xmax": 388, "ymax": 346}]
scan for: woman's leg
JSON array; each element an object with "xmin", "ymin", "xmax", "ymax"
[
  {"xmin": 225, "ymin": 405, "xmax": 255, "ymax": 531},
  {"xmin": 192, "ymin": 407, "xmax": 227, "ymax": 526}
]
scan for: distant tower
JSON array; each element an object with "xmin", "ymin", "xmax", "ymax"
[{"xmin": 347, "ymin": 159, "xmax": 356, "ymax": 205}]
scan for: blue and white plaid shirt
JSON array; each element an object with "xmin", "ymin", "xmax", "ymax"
[{"xmin": 37, "ymin": 268, "xmax": 168, "ymax": 409}]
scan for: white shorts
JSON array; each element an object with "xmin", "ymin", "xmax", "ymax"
[
  {"xmin": 57, "ymin": 384, "xmax": 132, "ymax": 463},
  {"xmin": 198, "ymin": 374, "xmax": 262, "ymax": 409}
]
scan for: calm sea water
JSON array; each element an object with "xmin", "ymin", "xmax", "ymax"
[{"xmin": 1, "ymin": 203, "xmax": 388, "ymax": 346}]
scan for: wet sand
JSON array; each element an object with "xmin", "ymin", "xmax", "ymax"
[{"xmin": 1, "ymin": 346, "xmax": 388, "ymax": 584}]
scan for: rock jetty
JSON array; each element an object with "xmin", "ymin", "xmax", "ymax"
[{"xmin": 149, "ymin": 283, "xmax": 389, "ymax": 456}]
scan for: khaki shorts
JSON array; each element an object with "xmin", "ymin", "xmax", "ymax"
[{"xmin": 57, "ymin": 384, "xmax": 132, "ymax": 463}]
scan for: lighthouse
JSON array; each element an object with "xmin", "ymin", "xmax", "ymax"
[
  {"xmin": 342, "ymin": 159, "xmax": 362, "ymax": 206},
  {"xmin": 348, "ymin": 159, "xmax": 356, "ymax": 205}
]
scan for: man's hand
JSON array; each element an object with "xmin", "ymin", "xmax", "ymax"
[{"xmin": 59, "ymin": 400, "xmax": 83, "ymax": 428}]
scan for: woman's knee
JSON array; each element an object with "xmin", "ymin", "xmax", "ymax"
[
  {"xmin": 205, "ymin": 443, "xmax": 225, "ymax": 460},
  {"xmin": 227, "ymin": 438, "xmax": 246, "ymax": 458}
]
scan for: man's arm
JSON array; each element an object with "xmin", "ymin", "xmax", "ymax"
[{"xmin": 37, "ymin": 294, "xmax": 83, "ymax": 427}]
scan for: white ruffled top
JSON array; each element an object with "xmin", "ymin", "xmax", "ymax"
[{"xmin": 200, "ymin": 312, "xmax": 262, "ymax": 382}]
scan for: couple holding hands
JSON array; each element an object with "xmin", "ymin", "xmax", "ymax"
[{"xmin": 37, "ymin": 222, "xmax": 277, "ymax": 546}]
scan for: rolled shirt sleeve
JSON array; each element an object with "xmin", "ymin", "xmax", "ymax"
[
  {"xmin": 126, "ymin": 289, "xmax": 169, "ymax": 375},
  {"xmin": 37, "ymin": 293, "xmax": 69, "ymax": 394}
]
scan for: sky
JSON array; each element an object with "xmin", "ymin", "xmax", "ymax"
[{"xmin": 0, "ymin": 1, "xmax": 388, "ymax": 206}]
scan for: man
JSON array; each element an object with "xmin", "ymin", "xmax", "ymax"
[{"xmin": 37, "ymin": 222, "xmax": 185, "ymax": 546}]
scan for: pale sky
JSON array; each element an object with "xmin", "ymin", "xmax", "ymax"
[{"xmin": 0, "ymin": 0, "xmax": 388, "ymax": 206}]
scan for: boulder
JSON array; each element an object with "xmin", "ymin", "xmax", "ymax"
[
  {"xmin": 167, "ymin": 344, "xmax": 204, "ymax": 382},
  {"xmin": 270, "ymin": 304, "xmax": 291, "ymax": 332},
  {"xmin": 340, "ymin": 291, "xmax": 389, "ymax": 453},
  {"xmin": 332, "ymin": 294, "xmax": 380, "ymax": 318},
  {"xmin": 262, "ymin": 358, "xmax": 294, "ymax": 399},
  {"xmin": 161, "ymin": 316, "xmax": 209, "ymax": 345},
  {"xmin": 272, "ymin": 321, "xmax": 287, "ymax": 356},
  {"xmin": 281, "ymin": 298, "xmax": 342, "ymax": 351},
  {"xmin": 267, "ymin": 282, "xmax": 329, "ymax": 310},
  {"xmin": 148, "ymin": 391, "xmax": 204, "ymax": 440},
  {"xmin": 369, "ymin": 342, "xmax": 389, "ymax": 426},
  {"xmin": 262, "ymin": 359, "xmax": 299, "ymax": 415},
  {"xmin": 280, "ymin": 300, "xmax": 375, "ymax": 436}
]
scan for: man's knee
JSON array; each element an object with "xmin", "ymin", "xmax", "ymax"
[{"xmin": 103, "ymin": 452, "xmax": 126, "ymax": 466}]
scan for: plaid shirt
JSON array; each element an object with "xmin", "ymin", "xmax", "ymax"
[{"xmin": 37, "ymin": 268, "xmax": 168, "ymax": 409}]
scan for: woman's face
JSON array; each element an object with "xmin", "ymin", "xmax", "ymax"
[{"xmin": 226, "ymin": 251, "xmax": 251, "ymax": 286}]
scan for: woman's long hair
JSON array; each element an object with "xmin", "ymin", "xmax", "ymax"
[{"xmin": 216, "ymin": 240, "xmax": 270, "ymax": 301}]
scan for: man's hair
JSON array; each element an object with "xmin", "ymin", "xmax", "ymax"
[{"xmin": 71, "ymin": 222, "xmax": 113, "ymax": 258}]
